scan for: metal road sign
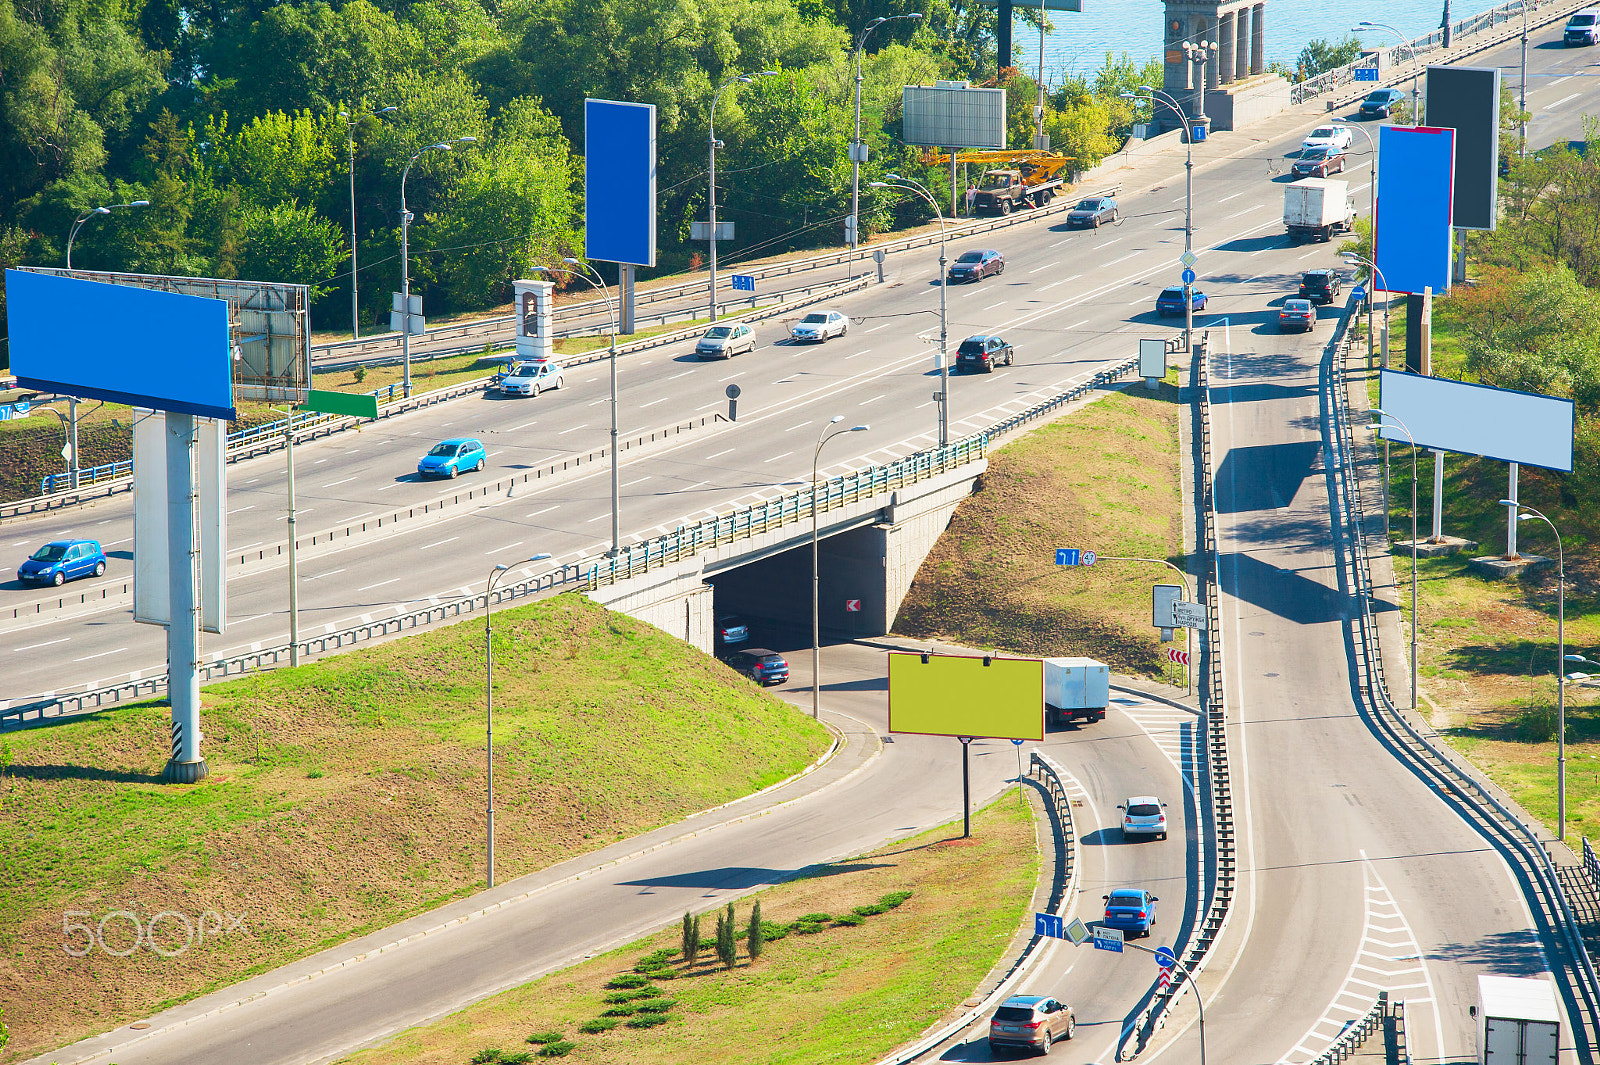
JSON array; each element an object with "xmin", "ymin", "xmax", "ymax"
[
  {"xmin": 1172, "ymin": 600, "xmax": 1208, "ymax": 629},
  {"xmin": 731, "ymin": 274, "xmax": 755, "ymax": 291},
  {"xmin": 1166, "ymin": 648, "xmax": 1190, "ymax": 665},
  {"xmin": 1056, "ymin": 548, "xmax": 1096, "ymax": 566},
  {"xmin": 1158, "ymin": 968, "xmax": 1172, "ymax": 993},
  {"xmin": 1093, "ymin": 927, "xmax": 1124, "ymax": 953},
  {"xmin": 1064, "ymin": 917, "xmax": 1091, "ymax": 945},
  {"xmin": 1035, "ymin": 912, "xmax": 1066, "ymax": 939},
  {"xmin": 1179, "ymin": 250, "xmax": 1197, "ymax": 269},
  {"xmin": 1082, "ymin": 550, "xmax": 1097, "ymax": 566},
  {"xmin": 1155, "ymin": 945, "xmax": 1177, "ymax": 969},
  {"xmin": 1181, "ymin": 268, "xmax": 1196, "ymax": 285},
  {"xmin": 1352, "ymin": 285, "xmax": 1368, "ymax": 302},
  {"xmin": 1354, "ymin": 67, "xmax": 1380, "ymax": 81},
  {"xmin": 845, "ymin": 599, "xmax": 861, "ymax": 612}
]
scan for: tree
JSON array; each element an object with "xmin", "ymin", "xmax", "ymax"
[
  {"xmin": 746, "ymin": 900, "xmax": 764, "ymax": 959},
  {"xmin": 234, "ymin": 201, "xmax": 347, "ymax": 298},
  {"xmin": 1296, "ymin": 36, "xmax": 1363, "ymax": 79},
  {"xmin": 716, "ymin": 902, "xmax": 737, "ymax": 969},
  {"xmin": 681, "ymin": 911, "xmax": 701, "ymax": 967}
]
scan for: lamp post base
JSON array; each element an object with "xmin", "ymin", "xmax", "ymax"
[{"xmin": 163, "ymin": 758, "xmax": 209, "ymax": 784}]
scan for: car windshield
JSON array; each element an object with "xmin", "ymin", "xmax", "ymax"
[
  {"xmin": 1574, "ymin": 13, "xmax": 1596, "ymax": 24},
  {"xmin": 979, "ymin": 172, "xmax": 1013, "ymax": 189},
  {"xmin": 956, "ymin": 251, "xmax": 983, "ymax": 263},
  {"xmin": 958, "ymin": 339, "xmax": 987, "ymax": 354},
  {"xmin": 512, "ymin": 364, "xmax": 538, "ymax": 376},
  {"xmin": 1366, "ymin": 91, "xmax": 1391, "ymax": 102},
  {"xmin": 1128, "ymin": 803, "xmax": 1162, "ymax": 816},
  {"xmin": 1303, "ymin": 148, "xmax": 1330, "ymax": 159},
  {"xmin": 1285, "ymin": 300, "xmax": 1312, "ymax": 312},
  {"xmin": 1310, "ymin": 127, "xmax": 1337, "ymax": 139},
  {"xmin": 704, "ymin": 326, "xmax": 733, "ymax": 338},
  {"xmin": 1075, "ymin": 199, "xmax": 1101, "ymax": 210},
  {"xmin": 428, "ymin": 443, "xmax": 460, "ymax": 457},
  {"xmin": 30, "ymin": 543, "xmax": 68, "ymax": 562},
  {"xmin": 994, "ymin": 1006, "xmax": 1036, "ymax": 1022},
  {"xmin": 1109, "ymin": 891, "xmax": 1144, "ymax": 903},
  {"xmin": 801, "ymin": 313, "xmax": 827, "ymax": 324},
  {"xmin": 1160, "ymin": 288, "xmax": 1184, "ymax": 299}
]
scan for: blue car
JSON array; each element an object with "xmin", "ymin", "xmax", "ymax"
[
  {"xmin": 1155, "ymin": 286, "xmax": 1207, "ymax": 316},
  {"xmin": 1102, "ymin": 888, "xmax": 1159, "ymax": 938},
  {"xmin": 18, "ymin": 539, "xmax": 107, "ymax": 586},
  {"xmin": 417, "ymin": 438, "xmax": 487, "ymax": 479}
]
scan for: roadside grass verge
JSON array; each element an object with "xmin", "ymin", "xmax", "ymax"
[
  {"xmin": 343, "ymin": 794, "xmax": 1038, "ymax": 1065},
  {"xmin": 0, "ymin": 593, "xmax": 828, "ymax": 1061},
  {"xmin": 894, "ymin": 377, "xmax": 1186, "ymax": 682}
]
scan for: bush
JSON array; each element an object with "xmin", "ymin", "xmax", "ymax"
[
  {"xmin": 606, "ymin": 973, "xmax": 652, "ymax": 990},
  {"xmin": 879, "ymin": 891, "xmax": 914, "ymax": 908},
  {"xmin": 638, "ymin": 948, "xmax": 676, "ymax": 967},
  {"xmin": 795, "ymin": 912, "xmax": 833, "ymax": 924},
  {"xmin": 626, "ymin": 1012, "xmax": 672, "ymax": 1029},
  {"xmin": 525, "ymin": 1032, "xmax": 565, "ymax": 1045},
  {"xmin": 682, "ymin": 911, "xmax": 701, "ymax": 968},
  {"xmin": 601, "ymin": 1004, "xmax": 638, "ymax": 1017},
  {"xmin": 716, "ymin": 902, "xmax": 737, "ymax": 970},
  {"xmin": 792, "ymin": 920, "xmax": 826, "ymax": 935},
  {"xmin": 537, "ymin": 1043, "xmax": 576, "ymax": 1058},
  {"xmin": 833, "ymin": 913, "xmax": 866, "ymax": 926},
  {"xmin": 603, "ymin": 989, "xmax": 652, "ymax": 1003},
  {"xmin": 579, "ymin": 1018, "xmax": 618, "ymax": 1034},
  {"xmin": 759, "ymin": 919, "xmax": 789, "ymax": 942},
  {"xmin": 853, "ymin": 903, "xmax": 888, "ymax": 917},
  {"xmin": 635, "ymin": 997, "xmax": 678, "ymax": 1013},
  {"xmin": 747, "ymin": 900, "xmax": 764, "ymax": 959},
  {"xmin": 470, "ymin": 1051, "xmax": 508, "ymax": 1064}
]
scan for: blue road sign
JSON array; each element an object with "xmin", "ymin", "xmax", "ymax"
[
  {"xmin": 1036, "ymin": 913, "xmax": 1066, "ymax": 939},
  {"xmin": 1352, "ymin": 285, "xmax": 1368, "ymax": 302},
  {"xmin": 1012, "ymin": 738, "xmax": 1025, "ymax": 746},
  {"xmin": 1093, "ymin": 927, "xmax": 1124, "ymax": 953},
  {"xmin": 1354, "ymin": 67, "xmax": 1380, "ymax": 81},
  {"xmin": 731, "ymin": 274, "xmax": 755, "ymax": 292},
  {"xmin": 1055, "ymin": 548, "xmax": 1080, "ymax": 566},
  {"xmin": 1155, "ymin": 945, "xmax": 1177, "ymax": 969},
  {"xmin": 1181, "ymin": 268, "xmax": 1196, "ymax": 285}
]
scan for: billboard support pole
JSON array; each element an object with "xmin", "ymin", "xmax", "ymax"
[
  {"xmin": 68, "ymin": 395, "xmax": 79, "ymax": 490},
  {"xmin": 164, "ymin": 412, "xmax": 207, "ymax": 784},
  {"xmin": 1507, "ymin": 462, "xmax": 1519, "ymax": 559},
  {"xmin": 286, "ymin": 409, "xmax": 300, "ymax": 667},
  {"xmin": 960, "ymin": 736, "xmax": 973, "ymax": 838},
  {"xmin": 1431, "ymin": 451, "xmax": 1445, "ymax": 542}
]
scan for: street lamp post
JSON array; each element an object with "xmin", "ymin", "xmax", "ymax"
[
  {"xmin": 485, "ymin": 553, "xmax": 552, "ymax": 888},
  {"xmin": 400, "ymin": 137, "xmax": 475, "ymax": 398},
  {"xmin": 338, "ymin": 106, "xmax": 397, "ymax": 340},
  {"xmin": 1517, "ymin": 0, "xmax": 1530, "ymax": 155},
  {"xmin": 851, "ymin": 15, "xmax": 922, "ymax": 276},
  {"xmin": 872, "ymin": 174, "xmax": 949, "ymax": 444},
  {"xmin": 812, "ymin": 417, "xmax": 869, "ymax": 720},
  {"xmin": 708, "ymin": 72, "xmax": 777, "ymax": 324},
  {"xmin": 1354, "ymin": 22, "xmax": 1421, "ymax": 122},
  {"xmin": 1094, "ymin": 554, "xmax": 1196, "ymax": 695},
  {"xmin": 1181, "ymin": 39, "xmax": 1216, "ymax": 132},
  {"xmin": 66, "ymin": 199, "xmax": 150, "ymax": 270},
  {"xmin": 536, "ymin": 260, "xmax": 622, "ymax": 557},
  {"xmin": 1333, "ymin": 119, "xmax": 1378, "ymax": 221},
  {"xmin": 1504, "ymin": 501, "xmax": 1566, "ymax": 840},
  {"xmin": 1344, "ymin": 254, "xmax": 1391, "ymax": 371},
  {"xmin": 1370, "ymin": 408, "xmax": 1419, "ymax": 713},
  {"xmin": 1127, "ymin": 88, "xmax": 1195, "ymax": 353}
]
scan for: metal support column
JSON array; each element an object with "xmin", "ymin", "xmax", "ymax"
[{"xmin": 163, "ymin": 412, "xmax": 207, "ymax": 784}]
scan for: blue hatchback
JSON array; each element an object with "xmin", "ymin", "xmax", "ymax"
[
  {"xmin": 417, "ymin": 438, "xmax": 487, "ymax": 479},
  {"xmin": 1102, "ymin": 888, "xmax": 1159, "ymax": 938},
  {"xmin": 18, "ymin": 539, "xmax": 108, "ymax": 586}
]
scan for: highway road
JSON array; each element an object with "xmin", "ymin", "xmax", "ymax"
[{"xmin": 11, "ymin": 14, "xmax": 1600, "ymax": 1062}]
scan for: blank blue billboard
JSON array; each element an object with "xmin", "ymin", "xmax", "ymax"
[
  {"xmin": 585, "ymin": 99, "xmax": 656, "ymax": 267},
  {"xmin": 6, "ymin": 269, "xmax": 236, "ymax": 420},
  {"xmin": 1375, "ymin": 126, "xmax": 1455, "ymax": 296}
]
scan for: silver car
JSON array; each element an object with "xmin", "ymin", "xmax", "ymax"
[
  {"xmin": 989, "ymin": 995, "xmax": 1075, "ymax": 1055},
  {"xmin": 789, "ymin": 309, "xmax": 848, "ymax": 343},
  {"xmin": 500, "ymin": 360, "xmax": 564, "ymax": 396},
  {"xmin": 1120, "ymin": 795, "xmax": 1168, "ymax": 840},
  {"xmin": 695, "ymin": 322, "xmax": 756, "ymax": 359}
]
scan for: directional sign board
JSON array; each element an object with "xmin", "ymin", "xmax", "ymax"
[
  {"xmin": 1352, "ymin": 285, "xmax": 1368, "ymax": 303},
  {"xmin": 731, "ymin": 274, "xmax": 755, "ymax": 292},
  {"xmin": 1167, "ymin": 647, "xmax": 1190, "ymax": 665},
  {"xmin": 1181, "ymin": 268, "xmax": 1196, "ymax": 285},
  {"xmin": 1172, "ymin": 600, "xmax": 1208, "ymax": 630},
  {"xmin": 1354, "ymin": 66, "xmax": 1380, "ymax": 81},
  {"xmin": 1035, "ymin": 912, "xmax": 1066, "ymax": 939},
  {"xmin": 1155, "ymin": 945, "xmax": 1177, "ymax": 969},
  {"xmin": 1056, "ymin": 548, "xmax": 1097, "ymax": 567},
  {"xmin": 1093, "ymin": 927, "xmax": 1125, "ymax": 953}
]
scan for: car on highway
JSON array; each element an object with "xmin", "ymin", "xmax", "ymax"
[
  {"xmin": 790, "ymin": 309, "xmax": 849, "ymax": 343},
  {"xmin": 499, "ymin": 360, "xmax": 564, "ymax": 396},
  {"xmin": 1301, "ymin": 125, "xmax": 1354, "ymax": 153},
  {"xmin": 956, "ymin": 334, "xmax": 1014, "ymax": 373},
  {"xmin": 695, "ymin": 322, "xmax": 757, "ymax": 359},
  {"xmin": 729, "ymin": 647, "xmax": 789, "ymax": 686},
  {"xmin": 1120, "ymin": 796, "xmax": 1169, "ymax": 840},
  {"xmin": 1155, "ymin": 286, "xmax": 1207, "ymax": 316},
  {"xmin": 1279, "ymin": 298, "xmax": 1316, "ymax": 332},
  {"xmin": 1299, "ymin": 269, "xmax": 1342, "ymax": 304},
  {"xmin": 1358, "ymin": 88, "xmax": 1405, "ymax": 119},
  {"xmin": 17, "ymin": 539, "xmax": 107, "ymax": 586},
  {"xmin": 1102, "ymin": 888, "xmax": 1159, "ymax": 937},
  {"xmin": 1292, "ymin": 146, "xmax": 1347, "ymax": 178},
  {"xmin": 988, "ymin": 995, "xmax": 1075, "ymax": 1055},
  {"xmin": 1566, "ymin": 8, "xmax": 1600, "ymax": 44},
  {"xmin": 417, "ymin": 437, "xmax": 487, "ymax": 479},
  {"xmin": 715, "ymin": 614, "xmax": 750, "ymax": 652},
  {"xmin": 1064, "ymin": 196, "xmax": 1118, "ymax": 228},
  {"xmin": 947, "ymin": 248, "xmax": 1005, "ymax": 283}
]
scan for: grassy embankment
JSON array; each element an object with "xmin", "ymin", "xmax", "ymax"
[
  {"xmin": 1364, "ymin": 287, "xmax": 1600, "ymax": 842},
  {"xmin": 895, "ymin": 371, "xmax": 1188, "ymax": 685},
  {"xmin": 342, "ymin": 796, "xmax": 1037, "ymax": 1065},
  {"xmin": 0, "ymin": 594, "xmax": 829, "ymax": 1061}
]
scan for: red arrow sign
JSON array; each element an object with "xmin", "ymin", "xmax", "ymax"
[
  {"xmin": 1166, "ymin": 648, "xmax": 1190, "ymax": 665},
  {"xmin": 845, "ymin": 599, "xmax": 861, "ymax": 613}
]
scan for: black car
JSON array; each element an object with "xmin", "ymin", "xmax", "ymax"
[
  {"xmin": 1292, "ymin": 147, "xmax": 1347, "ymax": 178},
  {"xmin": 1064, "ymin": 196, "xmax": 1118, "ymax": 228},
  {"xmin": 947, "ymin": 248, "xmax": 1004, "ymax": 282},
  {"xmin": 731, "ymin": 648, "xmax": 789, "ymax": 686},
  {"xmin": 1299, "ymin": 269, "xmax": 1342, "ymax": 304},
  {"xmin": 1357, "ymin": 88, "xmax": 1405, "ymax": 119},
  {"xmin": 956, "ymin": 334, "xmax": 1014, "ymax": 372}
]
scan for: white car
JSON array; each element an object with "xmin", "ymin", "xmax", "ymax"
[
  {"xmin": 499, "ymin": 360, "xmax": 564, "ymax": 397},
  {"xmin": 789, "ymin": 309, "xmax": 849, "ymax": 343},
  {"xmin": 1120, "ymin": 795, "xmax": 1168, "ymax": 840},
  {"xmin": 695, "ymin": 322, "xmax": 757, "ymax": 359},
  {"xmin": 1301, "ymin": 125, "xmax": 1354, "ymax": 153}
]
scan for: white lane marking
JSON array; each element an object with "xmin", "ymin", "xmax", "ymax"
[
  {"xmin": 1219, "ymin": 191, "xmax": 1246, "ymax": 202},
  {"xmin": 304, "ymin": 568, "xmax": 345, "ymax": 581},
  {"xmin": 227, "ymin": 505, "xmax": 254, "ymax": 514},
  {"xmin": 526, "ymin": 505, "xmax": 558, "ymax": 518},
  {"xmin": 865, "ymin": 322, "xmax": 891, "ymax": 332},
  {"xmin": 706, "ymin": 448, "xmax": 735, "ymax": 460},
  {"xmin": 359, "ymin": 577, "xmax": 403, "ymax": 591},
  {"xmin": 322, "ymin": 477, "xmax": 357, "ymax": 488},
  {"xmin": 640, "ymin": 397, "xmax": 669, "ymax": 408},
  {"xmin": 785, "ymin": 422, "xmax": 812, "ymax": 432},
  {"xmin": 73, "ymin": 647, "xmax": 127, "ymax": 662},
  {"xmin": 1549, "ymin": 92, "xmax": 1581, "ymax": 110},
  {"xmin": 1106, "ymin": 252, "xmax": 1139, "ymax": 266},
  {"xmin": 509, "ymin": 421, "xmax": 538, "ymax": 431},
  {"xmin": 558, "ymin": 425, "xmax": 587, "ymax": 435},
  {"xmin": 484, "ymin": 542, "xmax": 524, "ymax": 555},
  {"xmin": 860, "ymin": 394, "xmax": 886, "ymax": 405},
  {"xmin": 1028, "ymin": 260, "xmax": 1059, "ymax": 273},
  {"xmin": 418, "ymin": 537, "xmax": 459, "ymax": 551},
  {"xmin": 15, "ymin": 638, "xmax": 70, "ymax": 652},
  {"xmin": 621, "ymin": 476, "xmax": 652, "ymax": 487},
  {"xmin": 720, "ymin": 371, "xmax": 745, "ymax": 380},
  {"xmin": 763, "ymin": 451, "xmax": 795, "ymax": 462},
  {"xmin": 1225, "ymin": 207, "xmax": 1257, "ymax": 221},
  {"xmin": 983, "ymin": 300, "xmax": 1008, "ymax": 310},
  {"xmin": 665, "ymin": 370, "xmax": 693, "ymax": 381}
]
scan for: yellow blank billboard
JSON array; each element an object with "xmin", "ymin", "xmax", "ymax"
[{"xmin": 887, "ymin": 653, "xmax": 1044, "ymax": 740}]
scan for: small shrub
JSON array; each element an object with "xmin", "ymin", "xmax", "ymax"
[
  {"xmin": 603, "ymin": 989, "xmax": 652, "ymax": 1004},
  {"xmin": 792, "ymin": 921, "xmax": 826, "ymax": 935},
  {"xmin": 500, "ymin": 1055, "xmax": 535, "ymax": 1064},
  {"xmin": 698, "ymin": 937, "xmax": 717, "ymax": 950},
  {"xmin": 795, "ymin": 912, "xmax": 833, "ymax": 924},
  {"xmin": 537, "ymin": 1043, "xmax": 576, "ymax": 1058},
  {"xmin": 833, "ymin": 913, "xmax": 866, "ymax": 927},
  {"xmin": 627, "ymin": 1012, "xmax": 672, "ymax": 1029},
  {"xmin": 646, "ymin": 967, "xmax": 678, "ymax": 980},
  {"xmin": 353, "ymin": 365, "xmax": 367, "ymax": 384},
  {"xmin": 470, "ymin": 1051, "xmax": 506, "ymax": 1064},
  {"xmin": 601, "ymin": 1005, "xmax": 638, "ymax": 1017},
  {"xmin": 682, "ymin": 911, "xmax": 700, "ymax": 967},
  {"xmin": 606, "ymin": 973, "xmax": 652, "ymax": 990},
  {"xmin": 525, "ymin": 1032, "xmax": 564, "ymax": 1046},
  {"xmin": 853, "ymin": 904, "xmax": 888, "ymax": 917},
  {"xmin": 634, "ymin": 997, "xmax": 678, "ymax": 1013},
  {"xmin": 879, "ymin": 891, "xmax": 914, "ymax": 908},
  {"xmin": 759, "ymin": 920, "xmax": 789, "ymax": 942},
  {"xmin": 579, "ymin": 1018, "xmax": 618, "ymax": 1034}
]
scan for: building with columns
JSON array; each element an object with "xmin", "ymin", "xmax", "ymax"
[{"xmin": 1160, "ymin": 0, "xmax": 1288, "ymax": 133}]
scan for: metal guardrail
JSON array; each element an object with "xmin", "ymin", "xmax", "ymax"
[
  {"xmin": 1330, "ymin": 301, "xmax": 1600, "ymax": 1057},
  {"xmin": 1307, "ymin": 993, "xmax": 1388, "ymax": 1065}
]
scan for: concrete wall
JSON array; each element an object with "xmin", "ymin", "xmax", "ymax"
[{"xmin": 1203, "ymin": 74, "xmax": 1291, "ymax": 131}]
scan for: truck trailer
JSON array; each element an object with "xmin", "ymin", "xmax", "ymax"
[
  {"xmin": 1476, "ymin": 974, "xmax": 1560, "ymax": 1065},
  {"xmin": 1283, "ymin": 178, "xmax": 1356, "ymax": 243},
  {"xmin": 1043, "ymin": 657, "xmax": 1110, "ymax": 726}
]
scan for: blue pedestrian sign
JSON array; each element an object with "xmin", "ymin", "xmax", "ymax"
[
  {"xmin": 1155, "ymin": 945, "xmax": 1177, "ymax": 969},
  {"xmin": 731, "ymin": 274, "xmax": 756, "ymax": 292},
  {"xmin": 1036, "ymin": 912, "xmax": 1066, "ymax": 939},
  {"xmin": 1181, "ymin": 268, "xmax": 1196, "ymax": 285},
  {"xmin": 1354, "ymin": 67, "xmax": 1380, "ymax": 82},
  {"xmin": 1093, "ymin": 927, "xmax": 1124, "ymax": 953}
]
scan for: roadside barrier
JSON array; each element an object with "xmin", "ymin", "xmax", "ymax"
[{"xmin": 1303, "ymin": 993, "xmax": 1407, "ymax": 1065}]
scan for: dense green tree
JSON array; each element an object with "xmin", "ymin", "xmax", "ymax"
[
  {"xmin": 1295, "ymin": 36, "xmax": 1362, "ymax": 79},
  {"xmin": 233, "ymin": 200, "xmax": 346, "ymax": 294}
]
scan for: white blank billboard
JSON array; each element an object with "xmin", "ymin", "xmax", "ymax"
[
  {"xmin": 1378, "ymin": 370, "xmax": 1574, "ymax": 472},
  {"xmin": 902, "ymin": 86, "xmax": 1006, "ymax": 148}
]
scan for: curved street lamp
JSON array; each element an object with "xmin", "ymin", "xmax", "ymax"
[
  {"xmin": 1503, "ymin": 500, "xmax": 1567, "ymax": 840},
  {"xmin": 1353, "ymin": 22, "xmax": 1421, "ymax": 122},
  {"xmin": 1332, "ymin": 118, "xmax": 1378, "ymax": 222},
  {"xmin": 1369, "ymin": 407, "xmax": 1419, "ymax": 714},
  {"xmin": 850, "ymin": 14, "xmax": 921, "ymax": 273},
  {"xmin": 1127, "ymin": 87, "xmax": 1196, "ymax": 353},
  {"xmin": 872, "ymin": 174, "xmax": 949, "ymax": 445},
  {"xmin": 337, "ymin": 105, "xmax": 398, "ymax": 340},
  {"xmin": 485, "ymin": 552, "xmax": 552, "ymax": 888},
  {"xmin": 66, "ymin": 200, "xmax": 150, "ymax": 270},
  {"xmin": 707, "ymin": 72, "xmax": 778, "ymax": 324},
  {"xmin": 812, "ymin": 416, "xmax": 869, "ymax": 720},
  {"xmin": 1343, "ymin": 253, "xmax": 1391, "ymax": 371},
  {"xmin": 400, "ymin": 136, "xmax": 476, "ymax": 397}
]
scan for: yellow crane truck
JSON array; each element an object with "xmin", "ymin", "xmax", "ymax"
[{"xmin": 923, "ymin": 149, "xmax": 1077, "ymax": 215}]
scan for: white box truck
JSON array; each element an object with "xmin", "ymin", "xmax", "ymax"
[
  {"xmin": 1283, "ymin": 178, "xmax": 1356, "ymax": 243},
  {"xmin": 1043, "ymin": 657, "xmax": 1110, "ymax": 725},
  {"xmin": 1477, "ymin": 974, "xmax": 1560, "ymax": 1065}
]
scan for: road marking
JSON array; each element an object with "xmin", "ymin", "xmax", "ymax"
[
  {"xmin": 706, "ymin": 448, "xmax": 735, "ymax": 460},
  {"xmin": 682, "ymin": 480, "xmax": 708, "ymax": 490},
  {"xmin": 510, "ymin": 421, "xmax": 538, "ymax": 431},
  {"xmin": 720, "ymin": 371, "xmax": 745, "ymax": 380},
  {"xmin": 526, "ymin": 505, "xmax": 558, "ymax": 518},
  {"xmin": 1299, "ymin": 249, "xmax": 1323, "ymax": 260},
  {"xmin": 1106, "ymin": 252, "xmax": 1138, "ymax": 265},
  {"xmin": 227, "ymin": 505, "xmax": 254, "ymax": 514},
  {"xmin": 418, "ymin": 537, "xmax": 459, "ymax": 550},
  {"xmin": 763, "ymin": 451, "xmax": 794, "ymax": 462},
  {"xmin": 588, "ymin": 398, "xmax": 607, "ymax": 406},
  {"xmin": 785, "ymin": 421, "xmax": 811, "ymax": 432},
  {"xmin": 73, "ymin": 647, "xmax": 127, "ymax": 662},
  {"xmin": 1549, "ymin": 91, "xmax": 1581, "ymax": 110},
  {"xmin": 640, "ymin": 397, "xmax": 669, "ymax": 407},
  {"xmin": 359, "ymin": 577, "xmax": 403, "ymax": 591},
  {"xmin": 622, "ymin": 475, "xmax": 652, "ymax": 487},
  {"xmin": 1225, "ymin": 207, "xmax": 1256, "ymax": 221},
  {"xmin": 665, "ymin": 370, "xmax": 693, "ymax": 381},
  {"xmin": 304, "ymin": 568, "xmax": 345, "ymax": 581},
  {"xmin": 322, "ymin": 476, "xmax": 357, "ymax": 488},
  {"xmin": 1028, "ymin": 261, "xmax": 1059, "ymax": 273},
  {"xmin": 860, "ymin": 394, "xmax": 886, "ymax": 405},
  {"xmin": 558, "ymin": 425, "xmax": 587, "ymax": 434},
  {"xmin": 1219, "ymin": 191, "xmax": 1245, "ymax": 202},
  {"xmin": 484, "ymin": 542, "xmax": 524, "ymax": 555},
  {"xmin": 105, "ymin": 537, "xmax": 132, "ymax": 547},
  {"xmin": 983, "ymin": 300, "xmax": 1008, "ymax": 310},
  {"xmin": 844, "ymin": 348, "xmax": 873, "ymax": 359},
  {"xmin": 377, "ymin": 482, "xmax": 406, "ymax": 491},
  {"xmin": 14, "ymin": 638, "xmax": 70, "ymax": 652}
]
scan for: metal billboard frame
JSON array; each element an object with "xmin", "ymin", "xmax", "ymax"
[{"xmin": 902, "ymin": 85, "xmax": 1007, "ymax": 149}]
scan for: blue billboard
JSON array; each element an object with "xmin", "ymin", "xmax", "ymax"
[
  {"xmin": 1375, "ymin": 126, "xmax": 1455, "ymax": 296},
  {"xmin": 585, "ymin": 99, "xmax": 657, "ymax": 267},
  {"xmin": 6, "ymin": 269, "xmax": 236, "ymax": 420}
]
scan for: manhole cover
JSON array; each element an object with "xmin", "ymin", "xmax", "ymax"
[{"xmin": 130, "ymin": 1022, "xmax": 151, "ymax": 1030}]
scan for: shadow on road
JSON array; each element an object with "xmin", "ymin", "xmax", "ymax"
[
  {"xmin": 1214, "ymin": 440, "xmax": 1322, "ymax": 511},
  {"xmin": 617, "ymin": 861, "xmax": 895, "ymax": 890}
]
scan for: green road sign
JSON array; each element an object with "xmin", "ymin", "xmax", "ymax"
[{"xmin": 304, "ymin": 389, "xmax": 378, "ymax": 419}]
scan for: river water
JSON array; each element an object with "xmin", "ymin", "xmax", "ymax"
[{"xmin": 1032, "ymin": 0, "xmax": 1506, "ymax": 78}]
